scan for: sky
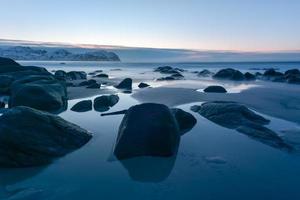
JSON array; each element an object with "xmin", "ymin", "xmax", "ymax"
[{"xmin": 0, "ymin": 0, "xmax": 300, "ymax": 52}]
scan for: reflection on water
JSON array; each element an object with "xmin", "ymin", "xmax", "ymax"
[{"xmin": 118, "ymin": 155, "xmax": 178, "ymax": 183}]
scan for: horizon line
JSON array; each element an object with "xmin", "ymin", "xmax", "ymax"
[{"xmin": 1, "ymin": 37, "xmax": 300, "ymax": 54}]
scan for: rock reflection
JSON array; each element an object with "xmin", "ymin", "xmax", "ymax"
[
  {"xmin": 118, "ymin": 149, "xmax": 178, "ymax": 183},
  {"xmin": 0, "ymin": 167, "xmax": 45, "ymax": 199}
]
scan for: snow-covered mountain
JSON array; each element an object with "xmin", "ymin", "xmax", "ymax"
[{"xmin": 0, "ymin": 45, "xmax": 120, "ymax": 61}]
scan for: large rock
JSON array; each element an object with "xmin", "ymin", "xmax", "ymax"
[
  {"xmin": 263, "ymin": 69, "xmax": 283, "ymax": 77},
  {"xmin": 0, "ymin": 57, "xmax": 23, "ymax": 73},
  {"xmin": 197, "ymin": 69, "xmax": 213, "ymax": 77},
  {"xmin": 191, "ymin": 101, "xmax": 293, "ymax": 152},
  {"xmin": 171, "ymin": 108, "xmax": 197, "ymax": 135},
  {"xmin": 0, "ymin": 75, "xmax": 14, "ymax": 94},
  {"xmin": 94, "ymin": 95, "xmax": 119, "ymax": 112},
  {"xmin": 284, "ymin": 69, "xmax": 300, "ymax": 76},
  {"xmin": 71, "ymin": 100, "xmax": 92, "ymax": 112},
  {"xmin": 138, "ymin": 82, "xmax": 150, "ymax": 88},
  {"xmin": 213, "ymin": 68, "xmax": 245, "ymax": 81},
  {"xmin": 244, "ymin": 72, "xmax": 256, "ymax": 80},
  {"xmin": 54, "ymin": 70, "xmax": 67, "ymax": 80},
  {"xmin": 115, "ymin": 78, "xmax": 132, "ymax": 90},
  {"xmin": 203, "ymin": 85, "xmax": 227, "ymax": 93},
  {"xmin": 66, "ymin": 71, "xmax": 87, "ymax": 80},
  {"xmin": 9, "ymin": 75, "xmax": 67, "ymax": 113},
  {"xmin": 113, "ymin": 103, "xmax": 180, "ymax": 160},
  {"xmin": 0, "ymin": 106, "xmax": 92, "ymax": 167}
]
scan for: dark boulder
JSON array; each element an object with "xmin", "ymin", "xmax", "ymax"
[
  {"xmin": 71, "ymin": 100, "xmax": 93, "ymax": 112},
  {"xmin": 171, "ymin": 72, "xmax": 184, "ymax": 79},
  {"xmin": 0, "ymin": 57, "xmax": 23, "ymax": 73},
  {"xmin": 54, "ymin": 70, "xmax": 67, "ymax": 80},
  {"xmin": 157, "ymin": 76, "xmax": 175, "ymax": 81},
  {"xmin": 78, "ymin": 79, "xmax": 97, "ymax": 86},
  {"xmin": 203, "ymin": 85, "xmax": 227, "ymax": 93},
  {"xmin": 171, "ymin": 108, "xmax": 197, "ymax": 135},
  {"xmin": 9, "ymin": 75, "xmax": 67, "ymax": 113},
  {"xmin": 138, "ymin": 82, "xmax": 150, "ymax": 88},
  {"xmin": 86, "ymin": 82, "xmax": 101, "ymax": 89},
  {"xmin": 94, "ymin": 95, "xmax": 119, "ymax": 112},
  {"xmin": 0, "ymin": 106, "xmax": 92, "ymax": 167},
  {"xmin": 0, "ymin": 75, "xmax": 14, "ymax": 94},
  {"xmin": 191, "ymin": 101, "xmax": 293, "ymax": 152},
  {"xmin": 287, "ymin": 76, "xmax": 300, "ymax": 84},
  {"xmin": 95, "ymin": 73, "xmax": 109, "ymax": 78},
  {"xmin": 285, "ymin": 69, "xmax": 300, "ymax": 76},
  {"xmin": 154, "ymin": 66, "xmax": 183, "ymax": 75},
  {"xmin": 213, "ymin": 68, "xmax": 245, "ymax": 81},
  {"xmin": 263, "ymin": 69, "xmax": 283, "ymax": 77},
  {"xmin": 67, "ymin": 71, "xmax": 87, "ymax": 80},
  {"xmin": 115, "ymin": 78, "xmax": 132, "ymax": 90},
  {"xmin": 113, "ymin": 103, "xmax": 180, "ymax": 160},
  {"xmin": 244, "ymin": 72, "xmax": 256, "ymax": 80},
  {"xmin": 197, "ymin": 69, "xmax": 213, "ymax": 77}
]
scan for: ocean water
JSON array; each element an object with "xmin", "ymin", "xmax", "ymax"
[
  {"xmin": 0, "ymin": 61, "xmax": 300, "ymax": 200},
  {"xmin": 19, "ymin": 60, "xmax": 300, "ymax": 72}
]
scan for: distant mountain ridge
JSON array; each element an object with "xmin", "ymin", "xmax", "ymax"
[{"xmin": 0, "ymin": 45, "xmax": 120, "ymax": 61}]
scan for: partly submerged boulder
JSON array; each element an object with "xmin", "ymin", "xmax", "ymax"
[
  {"xmin": 138, "ymin": 82, "xmax": 150, "ymax": 88},
  {"xmin": 94, "ymin": 94, "xmax": 119, "ymax": 112},
  {"xmin": 9, "ymin": 75, "xmax": 67, "ymax": 113},
  {"xmin": 86, "ymin": 82, "xmax": 101, "ymax": 89},
  {"xmin": 95, "ymin": 73, "xmax": 109, "ymax": 78},
  {"xmin": 191, "ymin": 101, "xmax": 293, "ymax": 152},
  {"xmin": 113, "ymin": 103, "xmax": 180, "ymax": 160},
  {"xmin": 203, "ymin": 85, "xmax": 227, "ymax": 93},
  {"xmin": 171, "ymin": 108, "xmax": 197, "ymax": 135},
  {"xmin": 244, "ymin": 72, "xmax": 256, "ymax": 80},
  {"xmin": 71, "ymin": 100, "xmax": 93, "ymax": 112},
  {"xmin": 213, "ymin": 68, "xmax": 245, "ymax": 81},
  {"xmin": 0, "ymin": 75, "xmax": 14, "ymax": 94},
  {"xmin": 0, "ymin": 106, "xmax": 92, "ymax": 167},
  {"xmin": 197, "ymin": 69, "xmax": 213, "ymax": 77},
  {"xmin": 67, "ymin": 71, "xmax": 87, "ymax": 80},
  {"xmin": 115, "ymin": 78, "xmax": 132, "ymax": 90}
]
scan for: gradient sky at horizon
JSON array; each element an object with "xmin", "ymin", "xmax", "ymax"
[{"xmin": 0, "ymin": 0, "xmax": 299, "ymax": 51}]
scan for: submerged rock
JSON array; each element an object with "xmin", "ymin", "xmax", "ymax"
[
  {"xmin": 95, "ymin": 73, "xmax": 109, "ymax": 78},
  {"xmin": 157, "ymin": 76, "xmax": 175, "ymax": 81},
  {"xmin": 115, "ymin": 78, "xmax": 132, "ymax": 90},
  {"xmin": 263, "ymin": 69, "xmax": 283, "ymax": 77},
  {"xmin": 71, "ymin": 100, "xmax": 93, "ymax": 112},
  {"xmin": 197, "ymin": 69, "xmax": 213, "ymax": 77},
  {"xmin": 86, "ymin": 82, "xmax": 101, "ymax": 89},
  {"xmin": 138, "ymin": 82, "xmax": 150, "ymax": 88},
  {"xmin": 0, "ymin": 106, "xmax": 92, "ymax": 167},
  {"xmin": 203, "ymin": 85, "xmax": 227, "ymax": 93},
  {"xmin": 244, "ymin": 72, "xmax": 256, "ymax": 80},
  {"xmin": 285, "ymin": 69, "xmax": 300, "ymax": 76},
  {"xmin": 78, "ymin": 79, "xmax": 97, "ymax": 86},
  {"xmin": 9, "ymin": 75, "xmax": 67, "ymax": 113},
  {"xmin": 94, "ymin": 95, "xmax": 119, "ymax": 112},
  {"xmin": 66, "ymin": 71, "xmax": 87, "ymax": 80},
  {"xmin": 113, "ymin": 103, "xmax": 180, "ymax": 160},
  {"xmin": 191, "ymin": 101, "xmax": 293, "ymax": 152},
  {"xmin": 213, "ymin": 68, "xmax": 245, "ymax": 81}
]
